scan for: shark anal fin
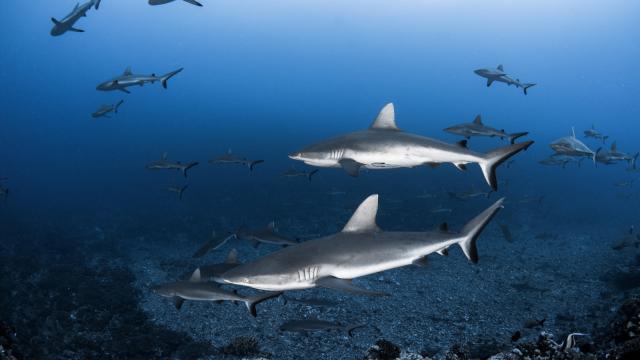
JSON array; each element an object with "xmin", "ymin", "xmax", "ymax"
[
  {"xmin": 316, "ymin": 276, "xmax": 388, "ymax": 297},
  {"xmin": 339, "ymin": 159, "xmax": 362, "ymax": 177},
  {"xmin": 412, "ymin": 257, "xmax": 428, "ymax": 267},
  {"xmin": 173, "ymin": 297, "xmax": 184, "ymax": 310}
]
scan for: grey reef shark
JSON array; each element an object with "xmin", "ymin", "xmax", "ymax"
[{"xmin": 289, "ymin": 103, "xmax": 533, "ymax": 191}]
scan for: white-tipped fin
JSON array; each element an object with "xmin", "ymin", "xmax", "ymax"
[
  {"xmin": 458, "ymin": 198, "xmax": 505, "ymax": 263},
  {"xmin": 370, "ymin": 103, "xmax": 399, "ymax": 130},
  {"xmin": 342, "ymin": 194, "xmax": 380, "ymax": 233}
]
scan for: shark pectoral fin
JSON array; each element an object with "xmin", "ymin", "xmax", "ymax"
[
  {"xmin": 118, "ymin": 88, "xmax": 131, "ymax": 94},
  {"xmin": 486, "ymin": 79, "xmax": 494, "ymax": 87},
  {"xmin": 69, "ymin": 27, "xmax": 85, "ymax": 33},
  {"xmin": 183, "ymin": 0, "xmax": 204, "ymax": 6},
  {"xmin": 316, "ymin": 276, "xmax": 388, "ymax": 297},
  {"xmin": 339, "ymin": 159, "xmax": 362, "ymax": 177},
  {"xmin": 173, "ymin": 297, "xmax": 184, "ymax": 310},
  {"xmin": 412, "ymin": 257, "xmax": 428, "ymax": 267},
  {"xmin": 453, "ymin": 163, "xmax": 467, "ymax": 171}
]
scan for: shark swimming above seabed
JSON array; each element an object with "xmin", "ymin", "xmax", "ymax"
[
  {"xmin": 209, "ymin": 150, "xmax": 264, "ymax": 171},
  {"xmin": 50, "ymin": 0, "xmax": 101, "ymax": 36},
  {"xmin": 474, "ymin": 65, "xmax": 536, "ymax": 95},
  {"xmin": 550, "ymin": 128, "xmax": 596, "ymax": 162},
  {"xmin": 596, "ymin": 142, "xmax": 639, "ymax": 169},
  {"xmin": 584, "ymin": 125, "xmax": 608, "ymax": 144},
  {"xmin": 148, "ymin": 0, "xmax": 203, "ymax": 6},
  {"xmin": 443, "ymin": 115, "xmax": 528, "ymax": 144},
  {"xmin": 220, "ymin": 194, "xmax": 504, "ymax": 296},
  {"xmin": 96, "ymin": 67, "xmax": 183, "ymax": 94},
  {"xmin": 289, "ymin": 103, "xmax": 533, "ymax": 190},
  {"xmin": 91, "ymin": 100, "xmax": 124, "ymax": 118},
  {"xmin": 146, "ymin": 153, "xmax": 198, "ymax": 178},
  {"xmin": 151, "ymin": 269, "xmax": 281, "ymax": 317}
]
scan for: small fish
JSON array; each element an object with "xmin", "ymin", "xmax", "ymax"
[
  {"xmin": 166, "ymin": 185, "xmax": 188, "ymax": 200},
  {"xmin": 557, "ymin": 333, "xmax": 589, "ymax": 352},
  {"xmin": 279, "ymin": 319, "xmax": 366, "ymax": 336},
  {"xmin": 523, "ymin": 318, "xmax": 545, "ymax": 329}
]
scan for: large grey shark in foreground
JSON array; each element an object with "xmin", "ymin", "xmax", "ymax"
[
  {"xmin": 289, "ymin": 103, "xmax": 533, "ymax": 190},
  {"xmin": 474, "ymin": 65, "xmax": 536, "ymax": 95},
  {"xmin": 92, "ymin": 100, "xmax": 123, "ymax": 118},
  {"xmin": 221, "ymin": 194, "xmax": 504, "ymax": 295},
  {"xmin": 145, "ymin": 153, "xmax": 198, "ymax": 178},
  {"xmin": 149, "ymin": 0, "xmax": 203, "ymax": 6},
  {"xmin": 97, "ymin": 67, "xmax": 183, "ymax": 93},
  {"xmin": 443, "ymin": 115, "xmax": 528, "ymax": 144},
  {"xmin": 550, "ymin": 128, "xmax": 595, "ymax": 162},
  {"xmin": 51, "ymin": 0, "xmax": 101, "ymax": 36},
  {"xmin": 151, "ymin": 269, "xmax": 281, "ymax": 317}
]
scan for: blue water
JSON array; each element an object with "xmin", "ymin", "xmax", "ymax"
[{"xmin": 1, "ymin": 1, "xmax": 639, "ymax": 358}]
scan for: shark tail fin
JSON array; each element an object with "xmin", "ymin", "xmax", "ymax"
[
  {"xmin": 249, "ymin": 160, "xmax": 264, "ymax": 171},
  {"xmin": 114, "ymin": 99, "xmax": 124, "ymax": 113},
  {"xmin": 508, "ymin": 132, "xmax": 529, "ymax": 144},
  {"xmin": 308, "ymin": 169, "xmax": 319, "ymax": 181},
  {"xmin": 244, "ymin": 291, "xmax": 282, "ymax": 317},
  {"xmin": 178, "ymin": 185, "xmax": 188, "ymax": 200},
  {"xmin": 480, "ymin": 141, "xmax": 534, "ymax": 191},
  {"xmin": 523, "ymin": 83, "xmax": 536, "ymax": 95},
  {"xmin": 183, "ymin": 0, "xmax": 203, "ymax": 6},
  {"xmin": 183, "ymin": 162, "xmax": 199, "ymax": 178},
  {"xmin": 458, "ymin": 198, "xmax": 505, "ymax": 263},
  {"xmin": 161, "ymin": 68, "xmax": 184, "ymax": 89}
]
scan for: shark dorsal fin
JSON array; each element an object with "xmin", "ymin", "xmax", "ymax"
[
  {"xmin": 342, "ymin": 194, "xmax": 380, "ymax": 233},
  {"xmin": 473, "ymin": 115, "xmax": 483, "ymax": 125},
  {"xmin": 227, "ymin": 148, "xmax": 232, "ymax": 155},
  {"xmin": 571, "ymin": 127, "xmax": 576, "ymax": 138},
  {"xmin": 497, "ymin": 64, "xmax": 504, "ymax": 71},
  {"xmin": 370, "ymin": 103, "xmax": 399, "ymax": 131},
  {"xmin": 226, "ymin": 249, "xmax": 238, "ymax": 264},
  {"xmin": 189, "ymin": 268, "xmax": 201, "ymax": 282},
  {"xmin": 611, "ymin": 142, "xmax": 617, "ymax": 152},
  {"xmin": 123, "ymin": 66, "xmax": 132, "ymax": 76},
  {"xmin": 161, "ymin": 152, "xmax": 168, "ymax": 160}
]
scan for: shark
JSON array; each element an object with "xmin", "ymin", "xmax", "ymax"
[
  {"xmin": 282, "ymin": 167, "xmax": 319, "ymax": 181},
  {"xmin": 235, "ymin": 222, "xmax": 298, "ymax": 247},
  {"xmin": 604, "ymin": 142, "xmax": 638, "ymax": 169},
  {"xmin": 193, "ymin": 249, "xmax": 241, "ymax": 284},
  {"xmin": 91, "ymin": 100, "xmax": 124, "ymax": 118},
  {"xmin": 145, "ymin": 153, "xmax": 199, "ymax": 178},
  {"xmin": 149, "ymin": 0, "xmax": 203, "ymax": 6},
  {"xmin": 443, "ymin": 115, "xmax": 529, "ymax": 144},
  {"xmin": 166, "ymin": 185, "xmax": 188, "ymax": 200},
  {"xmin": 550, "ymin": 128, "xmax": 596, "ymax": 162},
  {"xmin": 96, "ymin": 67, "xmax": 183, "ymax": 93},
  {"xmin": 193, "ymin": 230, "xmax": 235, "ymax": 258},
  {"xmin": 539, "ymin": 155, "xmax": 584, "ymax": 169},
  {"xmin": 209, "ymin": 149, "xmax": 264, "ymax": 171},
  {"xmin": 288, "ymin": 103, "xmax": 533, "ymax": 191},
  {"xmin": 220, "ymin": 194, "xmax": 504, "ymax": 295},
  {"xmin": 583, "ymin": 125, "xmax": 608, "ymax": 144},
  {"xmin": 50, "ymin": 0, "xmax": 101, "ymax": 36},
  {"xmin": 474, "ymin": 65, "xmax": 536, "ymax": 95},
  {"xmin": 151, "ymin": 269, "xmax": 282, "ymax": 317}
]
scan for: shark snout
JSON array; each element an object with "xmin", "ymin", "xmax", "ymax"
[{"xmin": 288, "ymin": 152, "xmax": 303, "ymax": 160}]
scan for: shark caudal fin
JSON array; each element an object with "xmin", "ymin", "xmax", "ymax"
[
  {"xmin": 249, "ymin": 160, "xmax": 264, "ymax": 171},
  {"xmin": 182, "ymin": 162, "xmax": 199, "ymax": 178},
  {"xmin": 244, "ymin": 291, "xmax": 282, "ymax": 317},
  {"xmin": 160, "ymin": 68, "xmax": 184, "ymax": 89},
  {"xmin": 183, "ymin": 0, "xmax": 203, "ymax": 6},
  {"xmin": 458, "ymin": 198, "xmax": 505, "ymax": 263},
  {"xmin": 114, "ymin": 99, "xmax": 124, "ymax": 113},
  {"xmin": 523, "ymin": 83, "xmax": 536, "ymax": 95},
  {"xmin": 508, "ymin": 132, "xmax": 529, "ymax": 144},
  {"xmin": 308, "ymin": 169, "xmax": 319, "ymax": 181},
  {"xmin": 480, "ymin": 141, "xmax": 534, "ymax": 190},
  {"xmin": 631, "ymin": 153, "xmax": 639, "ymax": 170}
]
